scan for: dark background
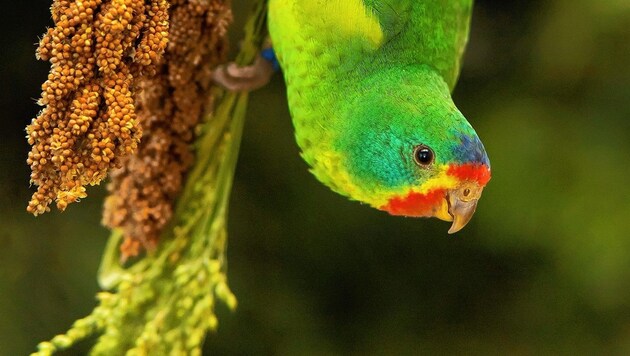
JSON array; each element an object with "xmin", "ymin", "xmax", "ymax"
[{"xmin": 1, "ymin": 0, "xmax": 630, "ymax": 355}]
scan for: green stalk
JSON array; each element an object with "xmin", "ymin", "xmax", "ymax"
[{"xmin": 33, "ymin": 1, "xmax": 268, "ymax": 354}]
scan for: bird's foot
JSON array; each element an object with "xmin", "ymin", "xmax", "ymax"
[{"xmin": 213, "ymin": 54, "xmax": 276, "ymax": 92}]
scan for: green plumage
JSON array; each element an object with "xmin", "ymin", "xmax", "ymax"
[
  {"xmin": 268, "ymin": 0, "xmax": 489, "ymax": 213},
  {"xmin": 363, "ymin": 0, "xmax": 472, "ymax": 88}
]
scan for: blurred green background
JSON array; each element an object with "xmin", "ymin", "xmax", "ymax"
[{"xmin": 1, "ymin": 0, "xmax": 630, "ymax": 355}]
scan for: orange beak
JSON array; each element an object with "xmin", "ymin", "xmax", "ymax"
[{"xmin": 433, "ymin": 181, "xmax": 484, "ymax": 234}]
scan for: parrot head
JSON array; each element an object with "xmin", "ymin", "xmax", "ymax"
[{"xmin": 323, "ymin": 66, "xmax": 490, "ymax": 233}]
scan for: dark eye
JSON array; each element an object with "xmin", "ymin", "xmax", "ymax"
[{"xmin": 413, "ymin": 145, "xmax": 434, "ymax": 166}]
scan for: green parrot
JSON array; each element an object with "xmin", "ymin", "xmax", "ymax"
[{"xmin": 216, "ymin": 0, "xmax": 491, "ymax": 233}]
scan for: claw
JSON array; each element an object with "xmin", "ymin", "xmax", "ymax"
[
  {"xmin": 213, "ymin": 55, "xmax": 275, "ymax": 92},
  {"xmin": 226, "ymin": 62, "xmax": 257, "ymax": 78}
]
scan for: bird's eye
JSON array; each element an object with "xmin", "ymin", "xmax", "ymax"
[{"xmin": 413, "ymin": 145, "xmax": 434, "ymax": 166}]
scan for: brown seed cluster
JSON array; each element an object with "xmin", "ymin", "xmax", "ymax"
[
  {"xmin": 102, "ymin": 0, "xmax": 233, "ymax": 258},
  {"xmin": 27, "ymin": 0, "xmax": 170, "ymax": 215}
]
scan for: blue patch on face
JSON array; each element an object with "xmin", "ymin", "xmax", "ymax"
[{"xmin": 454, "ymin": 135, "xmax": 490, "ymax": 167}]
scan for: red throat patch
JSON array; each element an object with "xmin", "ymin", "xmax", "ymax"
[
  {"xmin": 380, "ymin": 164, "xmax": 491, "ymax": 217},
  {"xmin": 381, "ymin": 188, "xmax": 446, "ymax": 217}
]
